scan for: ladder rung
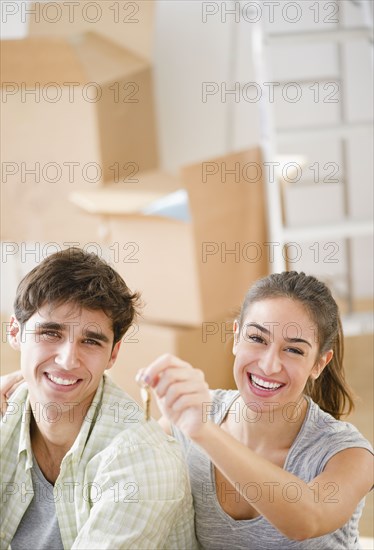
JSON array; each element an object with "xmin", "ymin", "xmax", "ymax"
[
  {"xmin": 282, "ymin": 219, "xmax": 373, "ymax": 242},
  {"xmin": 267, "ymin": 28, "xmax": 373, "ymax": 45},
  {"xmin": 277, "ymin": 122, "xmax": 373, "ymax": 141}
]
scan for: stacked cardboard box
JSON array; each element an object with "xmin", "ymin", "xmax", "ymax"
[
  {"xmin": 71, "ymin": 148, "xmax": 268, "ymax": 325},
  {"xmin": 28, "ymin": 1, "xmax": 155, "ymax": 61},
  {"xmin": 0, "ymin": 32, "xmax": 158, "ymax": 243}
]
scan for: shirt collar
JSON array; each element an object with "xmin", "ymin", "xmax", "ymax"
[{"xmin": 18, "ymin": 394, "xmax": 34, "ymax": 469}]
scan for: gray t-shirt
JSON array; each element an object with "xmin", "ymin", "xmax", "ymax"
[
  {"xmin": 172, "ymin": 390, "xmax": 373, "ymax": 550},
  {"xmin": 11, "ymin": 457, "xmax": 63, "ymax": 550}
]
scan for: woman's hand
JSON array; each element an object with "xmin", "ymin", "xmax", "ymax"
[
  {"xmin": 137, "ymin": 354, "xmax": 212, "ymax": 439},
  {"xmin": 0, "ymin": 370, "xmax": 24, "ymax": 415}
]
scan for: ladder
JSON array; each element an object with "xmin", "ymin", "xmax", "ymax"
[{"xmin": 249, "ymin": 0, "xmax": 373, "ymax": 334}]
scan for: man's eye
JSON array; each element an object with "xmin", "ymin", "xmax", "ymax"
[
  {"xmin": 41, "ymin": 331, "xmax": 59, "ymax": 338},
  {"xmin": 84, "ymin": 339, "xmax": 100, "ymax": 346}
]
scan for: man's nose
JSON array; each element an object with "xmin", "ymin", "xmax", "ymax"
[{"xmin": 54, "ymin": 341, "xmax": 80, "ymax": 370}]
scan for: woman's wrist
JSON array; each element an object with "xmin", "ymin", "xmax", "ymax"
[{"xmin": 188, "ymin": 419, "xmax": 217, "ymax": 444}]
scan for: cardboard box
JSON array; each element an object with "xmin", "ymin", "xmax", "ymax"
[
  {"xmin": 70, "ymin": 147, "xmax": 269, "ymax": 325},
  {"xmin": 109, "ymin": 318, "xmax": 236, "ymax": 419},
  {"xmin": 0, "ymin": 33, "xmax": 158, "ymax": 242},
  {"xmin": 28, "ymin": 1, "xmax": 155, "ymax": 62}
]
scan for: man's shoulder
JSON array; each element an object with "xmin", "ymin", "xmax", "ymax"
[
  {"xmin": 0, "ymin": 383, "xmax": 28, "ymax": 431},
  {"xmin": 95, "ymin": 374, "xmax": 148, "ymax": 433}
]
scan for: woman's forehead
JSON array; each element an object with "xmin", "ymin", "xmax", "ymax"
[{"xmin": 243, "ymin": 298, "xmax": 317, "ymax": 336}]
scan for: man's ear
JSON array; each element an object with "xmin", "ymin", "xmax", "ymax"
[
  {"xmin": 106, "ymin": 340, "xmax": 122, "ymax": 371},
  {"xmin": 232, "ymin": 320, "xmax": 240, "ymax": 356},
  {"xmin": 311, "ymin": 349, "xmax": 333, "ymax": 380},
  {"xmin": 8, "ymin": 316, "xmax": 21, "ymax": 351}
]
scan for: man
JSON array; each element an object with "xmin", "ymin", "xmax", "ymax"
[{"xmin": 0, "ymin": 248, "xmax": 197, "ymax": 549}]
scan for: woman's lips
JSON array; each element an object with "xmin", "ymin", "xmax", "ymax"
[{"xmin": 247, "ymin": 372, "xmax": 285, "ymax": 396}]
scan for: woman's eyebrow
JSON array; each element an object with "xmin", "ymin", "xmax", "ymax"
[
  {"xmin": 284, "ymin": 336, "xmax": 312, "ymax": 348},
  {"xmin": 246, "ymin": 322, "xmax": 271, "ymax": 335},
  {"xmin": 246, "ymin": 322, "xmax": 312, "ymax": 347}
]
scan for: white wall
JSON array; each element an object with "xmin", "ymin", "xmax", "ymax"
[{"xmin": 153, "ymin": 0, "xmax": 261, "ymax": 172}]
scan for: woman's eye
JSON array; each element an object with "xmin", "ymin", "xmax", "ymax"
[
  {"xmin": 286, "ymin": 347, "xmax": 304, "ymax": 355},
  {"xmin": 247, "ymin": 334, "xmax": 265, "ymax": 344}
]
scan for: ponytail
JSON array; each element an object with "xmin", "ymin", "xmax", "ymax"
[{"xmin": 305, "ymin": 317, "xmax": 355, "ymax": 419}]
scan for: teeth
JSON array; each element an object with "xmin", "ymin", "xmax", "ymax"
[
  {"xmin": 251, "ymin": 374, "xmax": 282, "ymax": 390},
  {"xmin": 47, "ymin": 373, "xmax": 78, "ymax": 386}
]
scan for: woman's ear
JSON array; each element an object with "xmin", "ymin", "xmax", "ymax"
[
  {"xmin": 8, "ymin": 316, "xmax": 21, "ymax": 351},
  {"xmin": 232, "ymin": 320, "xmax": 240, "ymax": 355},
  {"xmin": 311, "ymin": 349, "xmax": 333, "ymax": 380}
]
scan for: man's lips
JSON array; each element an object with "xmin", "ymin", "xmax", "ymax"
[{"xmin": 44, "ymin": 372, "xmax": 82, "ymax": 387}]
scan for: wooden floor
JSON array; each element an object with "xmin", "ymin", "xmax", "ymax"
[{"xmin": 344, "ymin": 334, "xmax": 374, "ymax": 538}]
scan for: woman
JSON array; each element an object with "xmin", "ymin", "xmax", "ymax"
[
  {"xmin": 2, "ymin": 272, "xmax": 373, "ymax": 548},
  {"xmin": 139, "ymin": 271, "xmax": 373, "ymax": 549}
]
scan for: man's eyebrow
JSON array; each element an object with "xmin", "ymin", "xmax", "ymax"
[
  {"xmin": 246, "ymin": 322, "xmax": 312, "ymax": 348},
  {"xmin": 35, "ymin": 323, "xmax": 110, "ymax": 344},
  {"xmin": 35, "ymin": 321, "xmax": 65, "ymax": 331},
  {"xmin": 83, "ymin": 330, "xmax": 110, "ymax": 344}
]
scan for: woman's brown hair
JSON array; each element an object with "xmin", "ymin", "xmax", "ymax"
[{"xmin": 238, "ymin": 271, "xmax": 354, "ymax": 419}]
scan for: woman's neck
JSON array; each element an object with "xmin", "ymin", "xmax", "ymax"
[{"xmin": 222, "ymin": 394, "xmax": 309, "ymax": 454}]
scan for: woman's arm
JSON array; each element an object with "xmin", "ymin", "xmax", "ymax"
[
  {"xmin": 141, "ymin": 354, "xmax": 374, "ymax": 541},
  {"xmin": 0, "ymin": 370, "xmax": 24, "ymax": 415},
  {"xmin": 193, "ymin": 420, "xmax": 372, "ymax": 540}
]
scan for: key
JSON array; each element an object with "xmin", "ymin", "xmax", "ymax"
[{"xmin": 140, "ymin": 384, "xmax": 151, "ymax": 421}]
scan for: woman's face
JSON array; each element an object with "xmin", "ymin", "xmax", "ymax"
[{"xmin": 232, "ymin": 297, "xmax": 332, "ymax": 413}]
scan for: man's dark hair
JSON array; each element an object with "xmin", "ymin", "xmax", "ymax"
[{"xmin": 14, "ymin": 247, "xmax": 141, "ymax": 344}]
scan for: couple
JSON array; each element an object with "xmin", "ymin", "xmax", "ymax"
[{"xmin": 1, "ymin": 248, "xmax": 373, "ymax": 549}]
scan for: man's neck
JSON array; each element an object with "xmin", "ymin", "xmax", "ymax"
[{"xmin": 29, "ymin": 404, "xmax": 89, "ymax": 484}]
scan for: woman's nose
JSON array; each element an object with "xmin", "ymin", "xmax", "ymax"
[{"xmin": 258, "ymin": 346, "xmax": 282, "ymax": 376}]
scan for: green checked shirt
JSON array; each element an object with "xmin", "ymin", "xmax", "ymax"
[{"xmin": 0, "ymin": 374, "xmax": 198, "ymax": 550}]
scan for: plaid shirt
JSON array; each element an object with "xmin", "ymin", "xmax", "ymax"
[{"xmin": 0, "ymin": 375, "xmax": 198, "ymax": 549}]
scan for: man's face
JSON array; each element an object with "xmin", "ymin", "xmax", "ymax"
[{"xmin": 10, "ymin": 303, "xmax": 120, "ymax": 416}]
